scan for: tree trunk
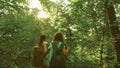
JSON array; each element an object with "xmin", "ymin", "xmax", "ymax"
[{"xmin": 105, "ymin": 1, "xmax": 120, "ymax": 68}]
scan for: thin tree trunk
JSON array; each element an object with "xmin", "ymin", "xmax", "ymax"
[{"xmin": 105, "ymin": 1, "xmax": 120, "ymax": 68}]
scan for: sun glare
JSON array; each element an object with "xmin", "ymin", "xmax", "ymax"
[
  {"xmin": 37, "ymin": 11, "xmax": 48, "ymax": 18},
  {"xmin": 28, "ymin": 0, "xmax": 41, "ymax": 9},
  {"xmin": 28, "ymin": 0, "xmax": 49, "ymax": 18},
  {"xmin": 50, "ymin": 0, "xmax": 70, "ymax": 4}
]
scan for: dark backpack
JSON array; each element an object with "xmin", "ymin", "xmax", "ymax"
[
  {"xmin": 33, "ymin": 45, "xmax": 48, "ymax": 67},
  {"xmin": 48, "ymin": 42, "xmax": 66, "ymax": 68}
]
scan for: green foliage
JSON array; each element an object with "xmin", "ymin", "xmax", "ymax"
[
  {"xmin": 0, "ymin": 0, "xmax": 120, "ymax": 68},
  {"xmin": 39, "ymin": 0, "xmax": 119, "ymax": 68},
  {"xmin": 0, "ymin": 12, "xmax": 39, "ymax": 68}
]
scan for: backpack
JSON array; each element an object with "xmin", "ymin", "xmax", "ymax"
[
  {"xmin": 33, "ymin": 45, "xmax": 48, "ymax": 67},
  {"xmin": 48, "ymin": 42, "xmax": 67, "ymax": 68}
]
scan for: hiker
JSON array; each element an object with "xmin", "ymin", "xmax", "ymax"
[
  {"xmin": 33, "ymin": 35, "xmax": 48, "ymax": 68},
  {"xmin": 48, "ymin": 32, "xmax": 69, "ymax": 68}
]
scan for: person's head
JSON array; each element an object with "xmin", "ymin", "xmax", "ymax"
[
  {"xmin": 53, "ymin": 32, "xmax": 64, "ymax": 43},
  {"xmin": 38, "ymin": 35, "xmax": 46, "ymax": 46}
]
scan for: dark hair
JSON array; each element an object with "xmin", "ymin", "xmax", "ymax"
[
  {"xmin": 53, "ymin": 32, "xmax": 64, "ymax": 43},
  {"xmin": 38, "ymin": 35, "xmax": 46, "ymax": 46}
]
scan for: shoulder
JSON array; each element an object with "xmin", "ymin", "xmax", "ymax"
[
  {"xmin": 43, "ymin": 41, "xmax": 48, "ymax": 45},
  {"xmin": 62, "ymin": 43, "xmax": 69, "ymax": 49},
  {"xmin": 61, "ymin": 42, "xmax": 66, "ymax": 47}
]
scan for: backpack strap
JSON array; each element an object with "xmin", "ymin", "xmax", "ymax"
[
  {"xmin": 57, "ymin": 42, "xmax": 62, "ymax": 48},
  {"xmin": 48, "ymin": 43, "xmax": 53, "ymax": 63}
]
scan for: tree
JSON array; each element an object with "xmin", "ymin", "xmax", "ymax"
[{"xmin": 105, "ymin": 0, "xmax": 120, "ymax": 68}]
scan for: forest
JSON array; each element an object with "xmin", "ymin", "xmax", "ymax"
[{"xmin": 0, "ymin": 0, "xmax": 120, "ymax": 68}]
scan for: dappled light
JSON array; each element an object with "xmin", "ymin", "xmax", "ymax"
[
  {"xmin": 50, "ymin": 0, "xmax": 70, "ymax": 4},
  {"xmin": 37, "ymin": 11, "xmax": 49, "ymax": 18},
  {"xmin": 28, "ymin": 0, "xmax": 49, "ymax": 19},
  {"xmin": 0, "ymin": 0, "xmax": 120, "ymax": 68}
]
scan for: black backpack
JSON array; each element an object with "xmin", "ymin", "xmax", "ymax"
[
  {"xmin": 33, "ymin": 45, "xmax": 48, "ymax": 67},
  {"xmin": 48, "ymin": 42, "xmax": 66, "ymax": 68}
]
